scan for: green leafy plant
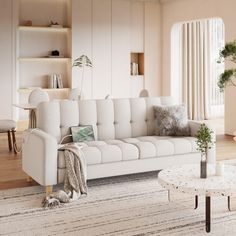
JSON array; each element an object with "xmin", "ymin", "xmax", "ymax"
[
  {"xmin": 72, "ymin": 55, "xmax": 92, "ymax": 98},
  {"xmin": 196, "ymin": 124, "xmax": 214, "ymax": 157},
  {"xmin": 73, "ymin": 55, "xmax": 92, "ymax": 68},
  {"xmin": 218, "ymin": 69, "xmax": 236, "ymax": 92},
  {"xmin": 218, "ymin": 41, "xmax": 236, "ymax": 92}
]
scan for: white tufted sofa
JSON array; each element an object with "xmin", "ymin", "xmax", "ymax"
[{"xmin": 22, "ymin": 97, "xmax": 215, "ymax": 191}]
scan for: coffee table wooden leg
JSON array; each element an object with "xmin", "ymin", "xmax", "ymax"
[
  {"xmin": 206, "ymin": 196, "xmax": 211, "ymax": 233},
  {"xmin": 228, "ymin": 196, "xmax": 231, "ymax": 211},
  {"xmin": 194, "ymin": 195, "xmax": 198, "ymax": 209}
]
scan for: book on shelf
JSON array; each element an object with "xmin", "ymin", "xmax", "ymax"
[
  {"xmin": 49, "ymin": 74, "xmax": 64, "ymax": 89},
  {"xmin": 130, "ymin": 62, "xmax": 139, "ymax": 76},
  {"xmin": 57, "ymin": 74, "xmax": 63, "ymax": 88}
]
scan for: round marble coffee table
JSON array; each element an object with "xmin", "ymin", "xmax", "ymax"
[{"xmin": 158, "ymin": 164, "xmax": 236, "ymax": 233}]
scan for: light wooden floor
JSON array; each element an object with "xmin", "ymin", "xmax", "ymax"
[
  {"xmin": 0, "ymin": 131, "xmax": 38, "ymax": 190},
  {"xmin": 0, "ymin": 120, "xmax": 236, "ymax": 190}
]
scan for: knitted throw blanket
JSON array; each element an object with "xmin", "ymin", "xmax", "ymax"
[
  {"xmin": 63, "ymin": 144, "xmax": 88, "ymax": 196},
  {"xmin": 42, "ymin": 143, "xmax": 88, "ymax": 208}
]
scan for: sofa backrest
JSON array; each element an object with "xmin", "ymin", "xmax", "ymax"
[{"xmin": 36, "ymin": 97, "xmax": 174, "ymax": 143}]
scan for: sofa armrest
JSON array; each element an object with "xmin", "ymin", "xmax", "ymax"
[
  {"xmin": 188, "ymin": 120, "xmax": 216, "ymax": 164},
  {"xmin": 22, "ymin": 129, "xmax": 58, "ymax": 186}
]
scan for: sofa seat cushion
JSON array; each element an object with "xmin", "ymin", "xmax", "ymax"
[
  {"xmin": 122, "ymin": 138, "xmax": 156, "ymax": 159},
  {"xmin": 58, "ymin": 146, "xmax": 102, "ymax": 168},
  {"xmin": 122, "ymin": 136, "xmax": 198, "ymax": 159},
  {"xmin": 58, "ymin": 140, "xmax": 139, "ymax": 168}
]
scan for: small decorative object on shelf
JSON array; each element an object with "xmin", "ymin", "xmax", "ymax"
[
  {"xmin": 50, "ymin": 20, "xmax": 63, "ymax": 28},
  {"xmin": 196, "ymin": 124, "xmax": 214, "ymax": 178},
  {"xmin": 48, "ymin": 50, "xmax": 64, "ymax": 58},
  {"xmin": 24, "ymin": 20, "xmax": 32, "ymax": 26},
  {"xmin": 73, "ymin": 55, "xmax": 92, "ymax": 99},
  {"xmin": 51, "ymin": 50, "xmax": 59, "ymax": 56}
]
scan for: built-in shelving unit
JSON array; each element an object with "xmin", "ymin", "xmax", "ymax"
[
  {"xmin": 130, "ymin": 52, "xmax": 144, "ymax": 77},
  {"xmin": 130, "ymin": 52, "xmax": 144, "ymax": 98},
  {"xmin": 16, "ymin": 0, "xmax": 71, "ymax": 119}
]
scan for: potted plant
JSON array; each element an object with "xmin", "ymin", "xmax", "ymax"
[
  {"xmin": 218, "ymin": 40, "xmax": 236, "ymax": 92},
  {"xmin": 73, "ymin": 55, "xmax": 92, "ymax": 99},
  {"xmin": 196, "ymin": 124, "xmax": 214, "ymax": 178}
]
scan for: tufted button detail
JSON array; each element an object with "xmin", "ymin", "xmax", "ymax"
[
  {"xmin": 113, "ymin": 121, "xmax": 117, "ymax": 125},
  {"xmin": 130, "ymin": 120, "xmax": 132, "ymax": 123},
  {"xmin": 145, "ymin": 119, "xmax": 148, "ymax": 122}
]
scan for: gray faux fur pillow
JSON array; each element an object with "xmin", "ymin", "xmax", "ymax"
[{"xmin": 153, "ymin": 105, "xmax": 190, "ymax": 136}]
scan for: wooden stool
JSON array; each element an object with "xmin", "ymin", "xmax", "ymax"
[{"xmin": 0, "ymin": 120, "xmax": 17, "ymax": 154}]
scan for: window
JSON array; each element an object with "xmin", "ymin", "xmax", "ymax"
[
  {"xmin": 171, "ymin": 18, "xmax": 224, "ymax": 119},
  {"xmin": 209, "ymin": 18, "xmax": 224, "ymax": 118}
]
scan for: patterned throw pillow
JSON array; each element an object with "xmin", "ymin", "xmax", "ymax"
[
  {"xmin": 153, "ymin": 105, "xmax": 190, "ymax": 136},
  {"xmin": 70, "ymin": 125, "xmax": 95, "ymax": 142}
]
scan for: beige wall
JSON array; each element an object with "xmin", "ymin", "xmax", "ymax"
[
  {"xmin": 0, "ymin": 0, "xmax": 13, "ymax": 119},
  {"xmin": 161, "ymin": 0, "xmax": 236, "ymax": 95}
]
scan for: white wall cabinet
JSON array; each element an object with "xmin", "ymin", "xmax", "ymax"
[
  {"xmin": 130, "ymin": 1, "xmax": 144, "ymax": 53},
  {"xmin": 92, "ymin": 0, "xmax": 112, "ymax": 99},
  {"xmin": 130, "ymin": 1, "xmax": 145, "ymax": 97},
  {"xmin": 111, "ymin": 0, "xmax": 130, "ymax": 98},
  {"xmin": 72, "ymin": 0, "xmax": 132, "ymax": 99},
  {"xmin": 144, "ymin": 2, "xmax": 162, "ymax": 97},
  {"xmin": 72, "ymin": 0, "xmax": 92, "ymax": 99},
  {"xmin": 70, "ymin": 0, "xmax": 161, "ymax": 100},
  {"xmin": 0, "ymin": 0, "xmax": 13, "ymax": 119}
]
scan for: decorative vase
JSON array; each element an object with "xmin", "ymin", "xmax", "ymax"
[{"xmin": 200, "ymin": 160, "xmax": 207, "ymax": 178}]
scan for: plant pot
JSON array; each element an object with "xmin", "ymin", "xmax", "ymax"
[{"xmin": 200, "ymin": 160, "xmax": 207, "ymax": 178}]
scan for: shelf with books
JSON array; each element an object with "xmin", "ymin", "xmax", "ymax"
[
  {"xmin": 18, "ymin": 88, "xmax": 70, "ymax": 94},
  {"xmin": 15, "ymin": 0, "xmax": 72, "ymax": 120},
  {"xmin": 130, "ymin": 52, "xmax": 144, "ymax": 76}
]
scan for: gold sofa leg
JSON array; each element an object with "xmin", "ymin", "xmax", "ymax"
[
  {"xmin": 27, "ymin": 176, "xmax": 32, "ymax": 182},
  {"xmin": 45, "ymin": 185, "xmax": 53, "ymax": 196}
]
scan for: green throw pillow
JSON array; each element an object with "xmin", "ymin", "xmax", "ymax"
[{"xmin": 70, "ymin": 125, "xmax": 95, "ymax": 142}]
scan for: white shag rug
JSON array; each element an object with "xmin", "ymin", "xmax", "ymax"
[{"xmin": 1, "ymin": 172, "xmax": 236, "ymax": 236}]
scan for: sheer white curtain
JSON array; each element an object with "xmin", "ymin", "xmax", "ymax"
[
  {"xmin": 177, "ymin": 18, "xmax": 224, "ymax": 120},
  {"xmin": 208, "ymin": 19, "xmax": 224, "ymax": 118},
  {"xmin": 181, "ymin": 20, "xmax": 211, "ymax": 120}
]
